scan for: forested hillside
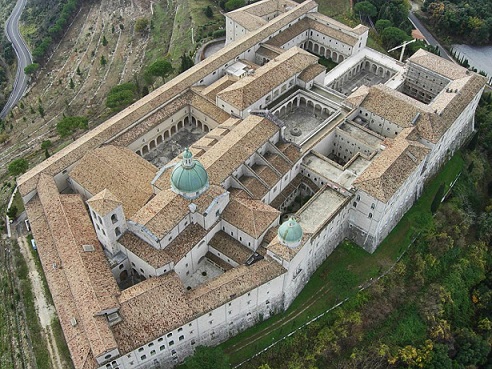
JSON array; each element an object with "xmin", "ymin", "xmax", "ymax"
[
  {"xmin": 421, "ymin": 0, "xmax": 492, "ymax": 44},
  {"xmin": 21, "ymin": 0, "xmax": 84, "ymax": 62}
]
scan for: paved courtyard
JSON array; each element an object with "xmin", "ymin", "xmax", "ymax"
[{"xmin": 144, "ymin": 126, "xmax": 207, "ymax": 167}]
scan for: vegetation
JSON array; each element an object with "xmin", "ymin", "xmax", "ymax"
[
  {"xmin": 24, "ymin": 63, "xmax": 39, "ymax": 75},
  {"xmin": 8, "ymin": 158, "xmax": 28, "ymax": 176},
  {"xmin": 144, "ymin": 58, "xmax": 173, "ymax": 86},
  {"xmin": 27, "ymin": 0, "xmax": 82, "ymax": 62},
  {"xmin": 422, "ymin": 0, "xmax": 492, "ymax": 44},
  {"xmin": 215, "ymin": 94, "xmax": 492, "ymax": 369},
  {"xmin": 179, "ymin": 346, "xmax": 230, "ymax": 369},
  {"xmin": 56, "ymin": 115, "xmax": 88, "ymax": 138},
  {"xmin": 135, "ymin": 18, "xmax": 149, "ymax": 34},
  {"xmin": 106, "ymin": 83, "xmax": 139, "ymax": 112}
]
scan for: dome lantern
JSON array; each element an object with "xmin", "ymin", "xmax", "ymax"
[{"xmin": 278, "ymin": 217, "xmax": 303, "ymax": 248}]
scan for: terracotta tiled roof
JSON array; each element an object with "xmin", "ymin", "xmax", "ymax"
[
  {"xmin": 17, "ymin": 0, "xmax": 318, "ymax": 198},
  {"xmin": 119, "ymin": 232, "xmax": 172, "ymax": 268},
  {"xmin": 199, "ymin": 115, "xmax": 279, "ymax": 185},
  {"xmin": 130, "ymin": 189, "xmax": 189, "ymax": 240},
  {"xmin": 29, "ymin": 175, "xmax": 120, "ymax": 367},
  {"xmin": 408, "ymin": 49, "xmax": 469, "ymax": 80},
  {"xmin": 86, "ymin": 189, "xmax": 122, "ymax": 216},
  {"xmin": 70, "ymin": 146, "xmax": 156, "ymax": 217},
  {"xmin": 112, "ymin": 273, "xmax": 193, "ymax": 353},
  {"xmin": 298, "ymin": 63, "xmax": 325, "ymax": 82},
  {"xmin": 353, "ymin": 128, "xmax": 430, "ymax": 202},
  {"xmin": 227, "ymin": 11, "xmax": 267, "ymax": 31},
  {"xmin": 188, "ymin": 258, "xmax": 286, "ymax": 313},
  {"xmin": 217, "ymin": 47, "xmax": 318, "ymax": 110},
  {"xmin": 209, "ymin": 231, "xmax": 253, "ymax": 264},
  {"xmin": 222, "ymin": 196, "xmax": 280, "ymax": 238},
  {"xmin": 165, "ymin": 223, "xmax": 208, "ymax": 262}
]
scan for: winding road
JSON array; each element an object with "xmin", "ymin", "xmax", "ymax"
[{"xmin": 1, "ymin": 0, "xmax": 32, "ymax": 119}]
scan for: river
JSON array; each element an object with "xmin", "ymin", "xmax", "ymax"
[{"xmin": 451, "ymin": 44, "xmax": 492, "ymax": 82}]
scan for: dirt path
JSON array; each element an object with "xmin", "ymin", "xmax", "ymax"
[{"xmin": 18, "ymin": 236, "xmax": 65, "ymax": 369}]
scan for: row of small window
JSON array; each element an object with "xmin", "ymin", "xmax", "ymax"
[{"xmin": 352, "ymin": 202, "xmax": 376, "ymax": 210}]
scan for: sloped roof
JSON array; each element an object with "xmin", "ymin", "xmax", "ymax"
[
  {"xmin": 87, "ymin": 189, "xmax": 122, "ymax": 216},
  {"xmin": 353, "ymin": 128, "xmax": 430, "ymax": 202},
  {"xmin": 217, "ymin": 47, "xmax": 318, "ymax": 110},
  {"xmin": 70, "ymin": 146, "xmax": 156, "ymax": 217},
  {"xmin": 31, "ymin": 174, "xmax": 120, "ymax": 366},
  {"xmin": 222, "ymin": 196, "xmax": 280, "ymax": 238},
  {"xmin": 130, "ymin": 189, "xmax": 189, "ymax": 240}
]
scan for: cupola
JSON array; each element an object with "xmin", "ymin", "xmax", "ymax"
[
  {"xmin": 278, "ymin": 217, "xmax": 303, "ymax": 248},
  {"xmin": 170, "ymin": 148, "xmax": 209, "ymax": 200}
]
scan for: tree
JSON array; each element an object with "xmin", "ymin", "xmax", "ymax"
[
  {"xmin": 225, "ymin": 0, "xmax": 245, "ymax": 11},
  {"xmin": 181, "ymin": 346, "xmax": 230, "ymax": 369},
  {"xmin": 41, "ymin": 140, "xmax": 52, "ymax": 150},
  {"xmin": 145, "ymin": 59, "xmax": 173, "ymax": 85},
  {"xmin": 7, "ymin": 206, "xmax": 17, "ymax": 219},
  {"xmin": 24, "ymin": 63, "xmax": 39, "ymax": 75},
  {"xmin": 102, "ymin": 35, "xmax": 108, "ymax": 46},
  {"xmin": 454, "ymin": 328, "xmax": 490, "ymax": 366},
  {"xmin": 204, "ymin": 5, "xmax": 213, "ymax": 18},
  {"xmin": 100, "ymin": 55, "xmax": 107, "ymax": 66},
  {"xmin": 135, "ymin": 18, "xmax": 149, "ymax": 33},
  {"xmin": 375, "ymin": 19, "xmax": 392, "ymax": 33},
  {"xmin": 354, "ymin": 1, "xmax": 377, "ymax": 19},
  {"xmin": 76, "ymin": 66, "xmax": 82, "ymax": 76},
  {"xmin": 38, "ymin": 104, "xmax": 45, "ymax": 118},
  {"xmin": 8, "ymin": 158, "xmax": 28, "ymax": 176},
  {"xmin": 69, "ymin": 78, "xmax": 75, "ymax": 89},
  {"xmin": 56, "ymin": 116, "xmax": 89, "ymax": 138},
  {"xmin": 180, "ymin": 53, "xmax": 194, "ymax": 73},
  {"xmin": 381, "ymin": 26, "xmax": 411, "ymax": 49},
  {"xmin": 106, "ymin": 83, "xmax": 138, "ymax": 111}
]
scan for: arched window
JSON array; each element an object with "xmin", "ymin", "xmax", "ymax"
[
  {"xmin": 115, "ymin": 227, "xmax": 121, "ymax": 237},
  {"xmin": 111, "ymin": 214, "xmax": 118, "ymax": 224}
]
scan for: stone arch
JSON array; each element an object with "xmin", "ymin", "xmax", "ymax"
[
  {"xmin": 149, "ymin": 140, "xmax": 156, "ymax": 150},
  {"xmin": 171, "ymin": 125, "xmax": 177, "ymax": 135},
  {"xmin": 313, "ymin": 43, "xmax": 319, "ymax": 54},
  {"xmin": 280, "ymin": 106, "xmax": 286, "ymax": 117},
  {"xmin": 164, "ymin": 130, "xmax": 170, "ymax": 140},
  {"xmin": 372, "ymin": 64, "xmax": 377, "ymax": 73},
  {"xmin": 204, "ymin": 125, "xmax": 210, "ymax": 132},
  {"xmin": 136, "ymin": 150, "xmax": 141, "ymax": 156},
  {"xmin": 191, "ymin": 116, "xmax": 197, "ymax": 126},
  {"xmin": 157, "ymin": 135, "xmax": 163, "ymax": 145},
  {"xmin": 377, "ymin": 67, "xmax": 383, "ymax": 76},
  {"xmin": 320, "ymin": 46, "xmax": 325, "ymax": 56},
  {"xmin": 142, "ymin": 145, "xmax": 149, "ymax": 155},
  {"xmin": 338, "ymin": 54, "xmax": 344, "ymax": 63},
  {"xmin": 332, "ymin": 52, "xmax": 338, "ymax": 62},
  {"xmin": 386, "ymin": 70, "xmax": 391, "ymax": 77},
  {"xmin": 184, "ymin": 116, "xmax": 190, "ymax": 126},
  {"xmin": 197, "ymin": 120, "xmax": 202, "ymax": 130},
  {"xmin": 308, "ymin": 41, "xmax": 313, "ymax": 51},
  {"xmin": 299, "ymin": 96, "xmax": 307, "ymax": 107},
  {"xmin": 178, "ymin": 120, "xmax": 184, "ymax": 130}
]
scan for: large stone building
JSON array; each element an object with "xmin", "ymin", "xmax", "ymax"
[{"xmin": 18, "ymin": 0, "xmax": 486, "ymax": 368}]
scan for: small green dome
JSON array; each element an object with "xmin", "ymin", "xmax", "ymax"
[
  {"xmin": 171, "ymin": 149, "xmax": 209, "ymax": 199},
  {"xmin": 278, "ymin": 217, "xmax": 303, "ymax": 248}
]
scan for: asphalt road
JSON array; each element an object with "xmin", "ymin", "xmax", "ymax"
[
  {"xmin": 408, "ymin": 12, "xmax": 453, "ymax": 62},
  {"xmin": 0, "ymin": 0, "xmax": 32, "ymax": 119}
]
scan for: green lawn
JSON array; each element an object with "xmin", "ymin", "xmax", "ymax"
[{"xmin": 221, "ymin": 152, "xmax": 464, "ymax": 365}]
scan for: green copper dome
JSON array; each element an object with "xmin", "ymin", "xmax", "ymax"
[
  {"xmin": 170, "ymin": 148, "xmax": 209, "ymax": 200},
  {"xmin": 278, "ymin": 217, "xmax": 303, "ymax": 248}
]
